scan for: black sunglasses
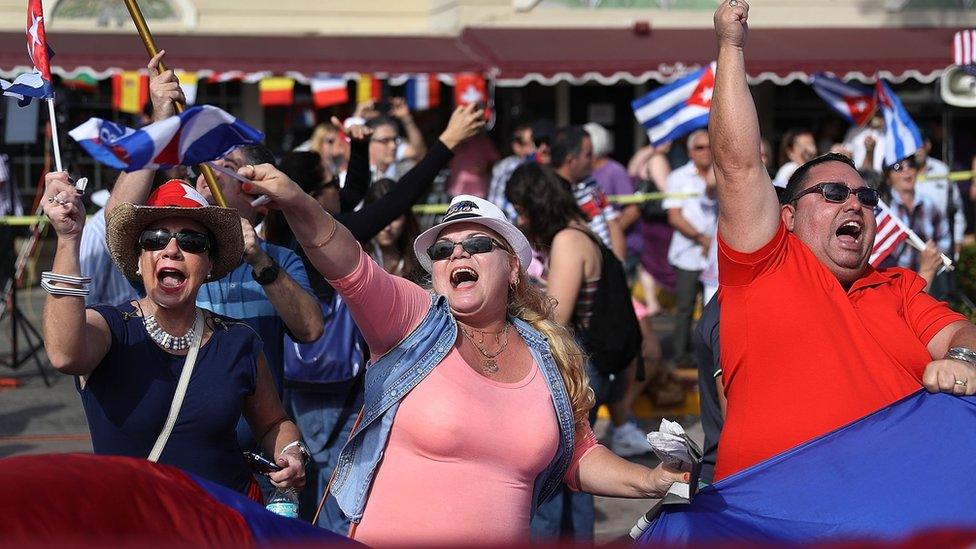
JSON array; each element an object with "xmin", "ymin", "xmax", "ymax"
[
  {"xmin": 791, "ymin": 182, "xmax": 880, "ymax": 208},
  {"xmin": 427, "ymin": 235, "xmax": 507, "ymax": 262},
  {"xmin": 138, "ymin": 228, "xmax": 212, "ymax": 254}
]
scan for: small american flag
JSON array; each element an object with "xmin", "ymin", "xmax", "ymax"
[
  {"xmin": 954, "ymin": 30, "xmax": 976, "ymax": 67},
  {"xmin": 870, "ymin": 201, "xmax": 909, "ymax": 268}
]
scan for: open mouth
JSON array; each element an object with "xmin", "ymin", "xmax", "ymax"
[
  {"xmin": 156, "ymin": 267, "xmax": 187, "ymax": 291},
  {"xmin": 835, "ymin": 220, "xmax": 863, "ymax": 244},
  {"xmin": 450, "ymin": 266, "xmax": 479, "ymax": 289}
]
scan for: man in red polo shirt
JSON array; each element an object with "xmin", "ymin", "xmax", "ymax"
[{"xmin": 709, "ymin": 0, "xmax": 976, "ymax": 482}]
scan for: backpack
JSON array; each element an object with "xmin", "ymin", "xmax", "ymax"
[
  {"xmin": 283, "ymin": 294, "xmax": 365, "ymax": 392},
  {"xmin": 573, "ymin": 229, "xmax": 642, "ymax": 376}
]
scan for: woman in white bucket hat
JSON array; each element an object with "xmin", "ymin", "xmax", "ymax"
[{"xmin": 239, "ymin": 163, "xmax": 687, "ymax": 544}]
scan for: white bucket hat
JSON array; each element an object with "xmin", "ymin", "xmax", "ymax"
[{"xmin": 414, "ymin": 195, "xmax": 532, "ymax": 273}]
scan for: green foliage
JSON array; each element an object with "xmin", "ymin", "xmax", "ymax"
[{"xmin": 954, "ymin": 243, "xmax": 976, "ymax": 322}]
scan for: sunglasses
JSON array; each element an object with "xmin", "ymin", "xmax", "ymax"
[
  {"xmin": 138, "ymin": 228, "xmax": 212, "ymax": 254},
  {"xmin": 791, "ymin": 182, "xmax": 880, "ymax": 208},
  {"xmin": 427, "ymin": 235, "xmax": 507, "ymax": 262}
]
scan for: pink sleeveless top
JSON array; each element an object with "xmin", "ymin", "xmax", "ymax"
[{"xmin": 329, "ymin": 251, "xmax": 599, "ymax": 545}]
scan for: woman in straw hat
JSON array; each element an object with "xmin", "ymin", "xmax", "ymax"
[
  {"xmin": 41, "ymin": 173, "xmax": 306, "ymax": 500},
  {"xmin": 237, "ymin": 161, "xmax": 688, "ymax": 544}
]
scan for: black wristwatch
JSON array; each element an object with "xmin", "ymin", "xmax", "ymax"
[{"xmin": 251, "ymin": 258, "xmax": 280, "ymax": 285}]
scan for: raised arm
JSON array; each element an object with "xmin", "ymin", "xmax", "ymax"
[
  {"xmin": 711, "ymin": 0, "xmax": 780, "ymax": 253},
  {"xmin": 392, "ymin": 97, "xmax": 427, "ymax": 161},
  {"xmin": 105, "ymin": 50, "xmax": 183, "ymax": 221},
  {"xmin": 41, "ymin": 172, "xmax": 112, "ymax": 375},
  {"xmin": 336, "ymin": 116, "xmax": 372, "ymax": 212},
  {"xmin": 340, "ymin": 104, "xmax": 485, "ymax": 242}
]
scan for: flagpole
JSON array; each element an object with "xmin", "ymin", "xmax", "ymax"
[
  {"xmin": 46, "ymin": 96, "xmax": 62, "ymax": 172},
  {"xmin": 121, "ymin": 0, "xmax": 228, "ymax": 208}
]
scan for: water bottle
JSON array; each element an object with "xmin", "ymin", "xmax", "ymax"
[{"xmin": 266, "ymin": 487, "xmax": 299, "ymax": 518}]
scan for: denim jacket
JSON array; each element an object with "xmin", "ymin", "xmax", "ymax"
[{"xmin": 331, "ymin": 294, "xmax": 577, "ymax": 523}]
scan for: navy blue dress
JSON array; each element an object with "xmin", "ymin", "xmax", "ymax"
[{"xmin": 79, "ymin": 303, "xmax": 263, "ymax": 494}]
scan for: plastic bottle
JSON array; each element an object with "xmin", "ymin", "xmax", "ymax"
[{"xmin": 266, "ymin": 487, "xmax": 299, "ymax": 518}]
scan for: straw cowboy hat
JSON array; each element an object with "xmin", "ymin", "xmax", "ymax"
[{"xmin": 107, "ymin": 179, "xmax": 244, "ymax": 283}]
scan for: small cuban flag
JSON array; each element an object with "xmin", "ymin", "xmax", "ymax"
[
  {"xmin": 2, "ymin": 0, "xmax": 55, "ymax": 104},
  {"xmin": 68, "ymin": 105, "xmax": 265, "ymax": 172},
  {"xmin": 810, "ymin": 73, "xmax": 876, "ymax": 126},
  {"xmin": 632, "ymin": 63, "xmax": 715, "ymax": 146},
  {"xmin": 875, "ymin": 80, "xmax": 923, "ymax": 166},
  {"xmin": 405, "ymin": 74, "xmax": 441, "ymax": 111}
]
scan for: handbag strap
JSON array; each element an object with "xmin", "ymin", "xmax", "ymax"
[{"xmin": 148, "ymin": 309, "xmax": 206, "ymax": 463}]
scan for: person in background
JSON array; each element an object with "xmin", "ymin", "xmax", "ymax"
[
  {"xmin": 629, "ymin": 142, "xmax": 676, "ymax": 317},
  {"xmin": 487, "ymin": 123, "xmax": 535, "ymax": 221},
  {"xmin": 914, "ymin": 138, "xmax": 965, "ymax": 255},
  {"xmin": 664, "ymin": 129, "xmax": 716, "ymax": 367},
  {"xmin": 773, "ymin": 128, "xmax": 817, "ymax": 188},
  {"xmin": 306, "ymin": 121, "xmax": 351, "ymax": 184},
  {"xmin": 845, "ymin": 114, "xmax": 886, "ymax": 173},
  {"xmin": 0, "ymin": 152, "xmax": 23, "ymax": 217},
  {"xmin": 362, "ymin": 178, "xmax": 423, "ymax": 281},
  {"xmin": 447, "ymin": 131, "xmax": 500, "ymax": 199},
  {"xmin": 585, "ymin": 123, "xmax": 644, "ymax": 280},
  {"xmin": 880, "ymin": 156, "xmax": 951, "ymax": 294},
  {"xmin": 79, "ymin": 189, "xmax": 140, "ymax": 307},
  {"xmin": 551, "ymin": 126, "xmax": 627, "ymax": 261}
]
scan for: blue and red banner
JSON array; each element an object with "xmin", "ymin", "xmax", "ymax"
[
  {"xmin": 637, "ymin": 391, "xmax": 976, "ymax": 545},
  {"xmin": 1, "ymin": 0, "xmax": 55, "ymax": 104}
]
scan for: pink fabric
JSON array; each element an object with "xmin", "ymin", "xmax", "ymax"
[{"xmin": 328, "ymin": 251, "xmax": 599, "ymax": 544}]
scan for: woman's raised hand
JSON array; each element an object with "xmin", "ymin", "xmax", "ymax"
[
  {"xmin": 237, "ymin": 163, "xmax": 306, "ymax": 210},
  {"xmin": 439, "ymin": 103, "xmax": 486, "ymax": 150},
  {"xmin": 42, "ymin": 171, "xmax": 85, "ymax": 240}
]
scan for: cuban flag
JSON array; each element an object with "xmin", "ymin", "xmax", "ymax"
[
  {"xmin": 1, "ymin": 0, "xmax": 55, "ymax": 104},
  {"xmin": 636, "ymin": 391, "xmax": 976, "ymax": 545},
  {"xmin": 68, "ymin": 105, "xmax": 264, "ymax": 172},
  {"xmin": 876, "ymin": 80, "xmax": 923, "ymax": 166},
  {"xmin": 810, "ymin": 73, "xmax": 876, "ymax": 126},
  {"xmin": 405, "ymin": 74, "xmax": 441, "ymax": 111},
  {"xmin": 1, "ymin": 454, "xmax": 350, "ymax": 545},
  {"xmin": 870, "ymin": 200, "xmax": 910, "ymax": 267},
  {"xmin": 632, "ymin": 63, "xmax": 715, "ymax": 146}
]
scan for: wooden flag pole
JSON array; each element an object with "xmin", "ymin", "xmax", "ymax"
[{"xmin": 121, "ymin": 0, "xmax": 228, "ymax": 208}]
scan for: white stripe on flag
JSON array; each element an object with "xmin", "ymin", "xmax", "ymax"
[
  {"xmin": 633, "ymin": 78, "xmax": 701, "ymax": 125},
  {"xmin": 647, "ymin": 105, "xmax": 709, "ymax": 144}
]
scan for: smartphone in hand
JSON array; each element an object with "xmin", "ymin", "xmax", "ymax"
[{"xmin": 244, "ymin": 451, "xmax": 283, "ymax": 475}]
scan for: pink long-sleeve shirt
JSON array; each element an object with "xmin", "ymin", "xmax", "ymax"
[{"xmin": 329, "ymin": 250, "xmax": 599, "ymax": 545}]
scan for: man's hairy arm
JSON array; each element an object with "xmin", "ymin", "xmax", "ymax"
[{"xmin": 711, "ymin": 1, "xmax": 780, "ymax": 253}]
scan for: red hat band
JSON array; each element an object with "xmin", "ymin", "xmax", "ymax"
[{"xmin": 145, "ymin": 179, "xmax": 210, "ymax": 208}]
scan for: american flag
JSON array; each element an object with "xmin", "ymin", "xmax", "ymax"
[
  {"xmin": 954, "ymin": 29, "xmax": 976, "ymax": 67},
  {"xmin": 870, "ymin": 200, "xmax": 909, "ymax": 268}
]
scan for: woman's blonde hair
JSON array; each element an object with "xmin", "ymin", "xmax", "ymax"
[
  {"xmin": 507, "ymin": 272, "xmax": 594, "ymax": 436},
  {"xmin": 309, "ymin": 122, "xmax": 339, "ymax": 156}
]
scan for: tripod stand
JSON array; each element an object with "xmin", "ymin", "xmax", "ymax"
[{"xmin": 0, "ymin": 223, "xmax": 50, "ymax": 387}]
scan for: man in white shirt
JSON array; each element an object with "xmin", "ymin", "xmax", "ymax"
[{"xmin": 664, "ymin": 129, "xmax": 717, "ymax": 364}]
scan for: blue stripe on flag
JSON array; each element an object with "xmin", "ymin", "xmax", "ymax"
[{"xmin": 877, "ymin": 81, "xmax": 922, "ymax": 166}]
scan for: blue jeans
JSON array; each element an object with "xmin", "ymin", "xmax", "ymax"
[{"xmin": 287, "ymin": 387, "xmax": 363, "ymax": 534}]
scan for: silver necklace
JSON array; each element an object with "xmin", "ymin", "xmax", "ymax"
[
  {"xmin": 144, "ymin": 308, "xmax": 202, "ymax": 351},
  {"xmin": 459, "ymin": 323, "xmax": 509, "ymax": 375}
]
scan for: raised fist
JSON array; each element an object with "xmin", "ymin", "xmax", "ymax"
[{"xmin": 714, "ymin": 0, "xmax": 750, "ymax": 49}]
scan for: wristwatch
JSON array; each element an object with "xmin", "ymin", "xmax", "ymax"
[
  {"xmin": 280, "ymin": 440, "xmax": 310, "ymax": 466},
  {"xmin": 251, "ymin": 258, "xmax": 280, "ymax": 285}
]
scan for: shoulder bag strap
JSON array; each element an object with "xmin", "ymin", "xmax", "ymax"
[{"xmin": 148, "ymin": 309, "xmax": 206, "ymax": 463}]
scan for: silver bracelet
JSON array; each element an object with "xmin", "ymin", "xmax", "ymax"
[
  {"xmin": 41, "ymin": 271, "xmax": 92, "ymax": 285},
  {"xmin": 41, "ymin": 279, "xmax": 89, "ymax": 297},
  {"xmin": 944, "ymin": 347, "xmax": 976, "ymax": 369}
]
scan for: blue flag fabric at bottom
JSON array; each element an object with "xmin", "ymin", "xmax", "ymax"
[{"xmin": 637, "ymin": 391, "xmax": 976, "ymax": 545}]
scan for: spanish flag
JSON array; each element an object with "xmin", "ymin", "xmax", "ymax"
[
  {"xmin": 356, "ymin": 74, "xmax": 382, "ymax": 104},
  {"xmin": 259, "ymin": 77, "xmax": 295, "ymax": 107},
  {"xmin": 112, "ymin": 72, "xmax": 149, "ymax": 114}
]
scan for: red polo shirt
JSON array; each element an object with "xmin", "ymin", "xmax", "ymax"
[{"xmin": 713, "ymin": 222, "xmax": 965, "ymax": 481}]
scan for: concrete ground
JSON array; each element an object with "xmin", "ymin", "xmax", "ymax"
[{"xmin": 0, "ymin": 286, "xmax": 703, "ymax": 543}]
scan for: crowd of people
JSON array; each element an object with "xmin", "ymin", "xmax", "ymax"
[{"xmin": 28, "ymin": 1, "xmax": 976, "ymax": 543}]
